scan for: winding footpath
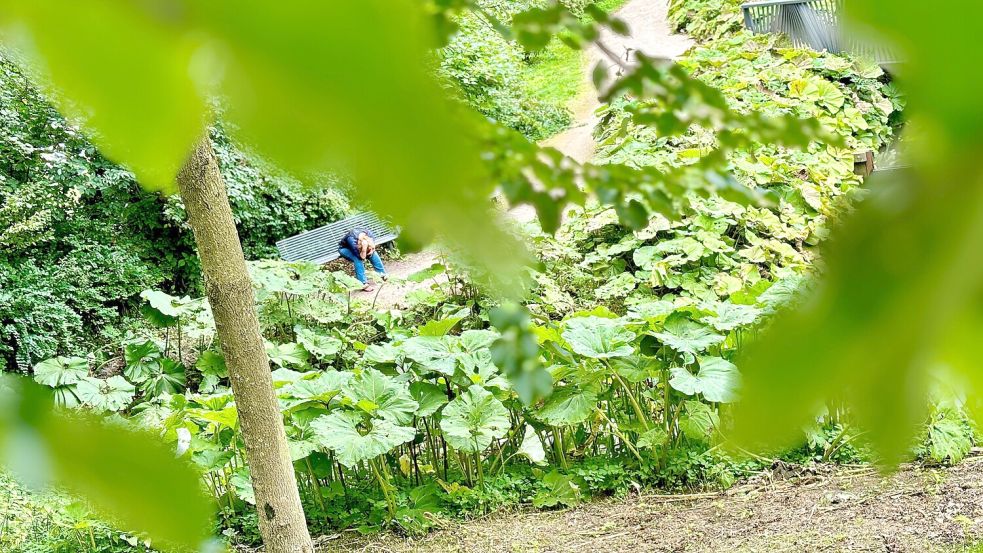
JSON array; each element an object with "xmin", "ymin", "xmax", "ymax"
[{"xmin": 370, "ymin": 0, "xmax": 691, "ymax": 308}]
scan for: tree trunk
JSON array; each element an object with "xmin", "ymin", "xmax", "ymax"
[{"xmin": 176, "ymin": 136, "xmax": 313, "ymax": 553}]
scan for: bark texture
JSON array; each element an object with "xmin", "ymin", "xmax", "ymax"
[{"xmin": 177, "ymin": 137, "xmax": 313, "ymax": 553}]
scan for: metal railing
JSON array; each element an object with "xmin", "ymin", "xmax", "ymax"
[{"xmin": 741, "ymin": 0, "xmax": 901, "ymax": 66}]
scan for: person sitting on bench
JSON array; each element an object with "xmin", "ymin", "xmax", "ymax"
[{"xmin": 338, "ymin": 228, "xmax": 388, "ymax": 292}]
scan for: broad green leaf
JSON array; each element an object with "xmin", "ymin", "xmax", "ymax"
[
  {"xmin": 417, "ymin": 315, "xmax": 464, "ymax": 337},
  {"xmin": 813, "ymin": 80, "xmax": 845, "ymax": 111},
  {"xmin": 265, "ymin": 342, "xmax": 310, "ymax": 368},
  {"xmin": 363, "ymin": 342, "xmax": 401, "ymax": 365},
  {"xmin": 124, "ymin": 342, "xmax": 160, "ymax": 384},
  {"xmin": 650, "ymin": 312, "xmax": 724, "ymax": 357},
  {"xmin": 310, "ymin": 411, "xmax": 416, "ymax": 468},
  {"xmin": 195, "ymin": 350, "xmax": 227, "ymax": 394},
  {"xmin": 755, "ymin": 275, "xmax": 808, "ymax": 311},
  {"xmin": 669, "ymin": 357, "xmax": 740, "ymax": 403},
  {"xmin": 33, "ymin": 358, "xmax": 87, "ymax": 406},
  {"xmin": 407, "ymin": 263, "xmax": 446, "ymax": 283},
  {"xmin": 536, "ymin": 387, "xmax": 597, "ymax": 426},
  {"xmin": 703, "ymin": 302, "xmax": 762, "ymax": 332},
  {"xmin": 561, "ymin": 316, "xmax": 634, "ymax": 359},
  {"xmin": 189, "ymin": 406, "xmax": 238, "ymax": 430},
  {"xmin": 230, "ymin": 469, "xmax": 255, "ymax": 505},
  {"xmin": 284, "ymin": 371, "xmax": 351, "ymax": 404},
  {"xmin": 679, "ymin": 400, "xmax": 718, "ymax": 442},
  {"xmin": 342, "ymin": 369, "xmax": 418, "ymax": 424},
  {"xmin": 655, "ymin": 237, "xmax": 706, "ymax": 261},
  {"xmin": 439, "ymin": 385, "xmax": 509, "ymax": 453},
  {"xmin": 0, "ymin": 2, "xmax": 206, "ymax": 192},
  {"xmin": 517, "ymin": 425, "xmax": 546, "ymax": 465},
  {"xmin": 459, "ymin": 329, "xmax": 499, "ymax": 353},
  {"xmin": 271, "ymin": 368, "xmax": 305, "ymax": 385},
  {"xmin": 409, "ymin": 381, "xmax": 448, "ymax": 417},
  {"xmin": 532, "ymin": 470, "xmax": 581, "ymax": 508},
  {"xmin": 192, "ymin": 449, "xmax": 234, "ymax": 472},
  {"xmin": 611, "ymin": 355, "xmax": 661, "ymax": 384},
  {"xmin": 195, "ymin": 350, "xmax": 227, "ymax": 378},
  {"xmin": 288, "ymin": 439, "xmax": 319, "ymax": 462},
  {"xmin": 140, "ymin": 290, "xmax": 194, "ymax": 318},
  {"xmin": 0, "ymin": 377, "xmax": 212, "ymax": 550},
  {"xmin": 33, "ymin": 357, "xmax": 87, "ymax": 387},
  {"xmin": 927, "ymin": 413, "xmax": 972, "ymax": 463},
  {"xmin": 632, "ymin": 246, "xmax": 661, "ymax": 270},
  {"xmin": 637, "ymin": 427, "xmax": 669, "ymax": 450},
  {"xmin": 594, "ymin": 273, "xmax": 638, "ymax": 300},
  {"xmin": 295, "ymin": 327, "xmax": 342, "ymax": 360},
  {"xmin": 140, "ymin": 358, "xmax": 186, "ymax": 398},
  {"xmin": 402, "ymin": 336, "xmax": 458, "ymax": 375},
  {"xmin": 74, "ymin": 376, "xmax": 135, "ymax": 413}
]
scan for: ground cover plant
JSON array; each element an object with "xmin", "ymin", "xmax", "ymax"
[{"xmin": 3, "ymin": 0, "xmax": 982, "ymax": 551}]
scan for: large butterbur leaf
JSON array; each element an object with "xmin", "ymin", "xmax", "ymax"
[
  {"xmin": 32, "ymin": 357, "xmax": 87, "ymax": 387},
  {"xmin": 439, "ymin": 385, "xmax": 509, "ymax": 453},
  {"xmin": 310, "ymin": 411, "xmax": 416, "ymax": 468},
  {"xmin": 74, "ymin": 376, "xmax": 136, "ymax": 413},
  {"xmin": 342, "ymin": 369, "xmax": 418, "ymax": 424},
  {"xmin": 650, "ymin": 312, "xmax": 724, "ymax": 358},
  {"xmin": 669, "ymin": 357, "xmax": 740, "ymax": 403},
  {"xmin": 409, "ymin": 381, "xmax": 448, "ymax": 417},
  {"xmin": 402, "ymin": 336, "xmax": 458, "ymax": 376},
  {"xmin": 561, "ymin": 316, "xmax": 634, "ymax": 359},
  {"xmin": 32, "ymin": 357, "xmax": 87, "ymax": 407},
  {"xmin": 536, "ymin": 387, "xmax": 597, "ymax": 426}
]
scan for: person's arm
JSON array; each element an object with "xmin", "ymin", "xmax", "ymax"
[{"xmin": 343, "ymin": 232, "xmax": 358, "ymax": 253}]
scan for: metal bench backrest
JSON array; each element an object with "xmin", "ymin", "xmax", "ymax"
[
  {"xmin": 741, "ymin": 0, "xmax": 901, "ymax": 66},
  {"xmin": 275, "ymin": 212, "xmax": 399, "ymax": 264}
]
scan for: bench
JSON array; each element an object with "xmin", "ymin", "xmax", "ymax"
[
  {"xmin": 275, "ymin": 212, "xmax": 399, "ymax": 264},
  {"xmin": 741, "ymin": 0, "xmax": 902, "ymax": 67}
]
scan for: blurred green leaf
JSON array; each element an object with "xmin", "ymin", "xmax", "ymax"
[
  {"xmin": 0, "ymin": 1, "xmax": 207, "ymax": 192},
  {"xmin": 2, "ymin": 0, "xmax": 530, "ymax": 295},
  {"xmin": 733, "ymin": 0, "xmax": 983, "ymax": 462},
  {"xmin": 0, "ymin": 376, "xmax": 212, "ymax": 550}
]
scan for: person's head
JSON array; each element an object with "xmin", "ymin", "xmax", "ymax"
[{"xmin": 357, "ymin": 232, "xmax": 375, "ymax": 253}]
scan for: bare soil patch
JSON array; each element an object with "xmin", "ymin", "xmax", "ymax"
[{"xmin": 318, "ymin": 458, "xmax": 983, "ymax": 553}]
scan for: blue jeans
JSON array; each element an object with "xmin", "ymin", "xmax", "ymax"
[{"xmin": 338, "ymin": 247, "xmax": 386, "ymax": 284}]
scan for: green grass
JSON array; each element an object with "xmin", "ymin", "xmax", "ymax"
[
  {"xmin": 520, "ymin": 0, "xmax": 631, "ymax": 137},
  {"xmin": 593, "ymin": 0, "xmax": 630, "ymax": 13},
  {"xmin": 521, "ymin": 37, "xmax": 586, "ymax": 111}
]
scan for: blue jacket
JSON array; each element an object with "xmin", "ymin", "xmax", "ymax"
[{"xmin": 339, "ymin": 228, "xmax": 375, "ymax": 252}]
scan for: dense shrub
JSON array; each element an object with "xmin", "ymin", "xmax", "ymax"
[
  {"xmin": 0, "ymin": 54, "xmax": 348, "ymax": 370},
  {"xmin": 438, "ymin": 0, "xmax": 576, "ymax": 140}
]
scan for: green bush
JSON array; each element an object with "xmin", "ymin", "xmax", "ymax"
[
  {"xmin": 439, "ymin": 0, "xmax": 573, "ymax": 140},
  {"xmin": 0, "ymin": 53, "xmax": 348, "ymax": 369}
]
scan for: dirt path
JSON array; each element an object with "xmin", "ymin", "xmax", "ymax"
[
  {"xmin": 542, "ymin": 0, "xmax": 693, "ymax": 163},
  {"xmin": 320, "ymin": 459, "xmax": 983, "ymax": 552},
  {"xmin": 363, "ymin": 0, "xmax": 693, "ymax": 309}
]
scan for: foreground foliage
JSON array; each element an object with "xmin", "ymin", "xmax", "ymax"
[{"xmin": 6, "ymin": 0, "xmax": 983, "ymax": 549}]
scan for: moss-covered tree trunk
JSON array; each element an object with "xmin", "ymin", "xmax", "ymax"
[{"xmin": 176, "ymin": 137, "xmax": 313, "ymax": 553}]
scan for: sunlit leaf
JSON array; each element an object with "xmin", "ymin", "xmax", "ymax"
[
  {"xmin": 439, "ymin": 384, "xmax": 509, "ymax": 453},
  {"xmin": 310, "ymin": 411, "xmax": 415, "ymax": 468}
]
